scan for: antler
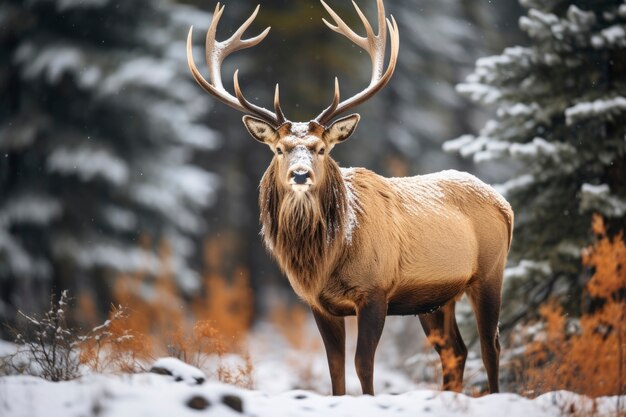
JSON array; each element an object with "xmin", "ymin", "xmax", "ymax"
[
  {"xmin": 187, "ymin": 3, "xmax": 287, "ymax": 127},
  {"xmin": 315, "ymin": 0, "xmax": 399, "ymax": 126}
]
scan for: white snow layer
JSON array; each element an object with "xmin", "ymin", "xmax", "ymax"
[
  {"xmin": 55, "ymin": 0, "xmax": 110, "ymax": 12},
  {"xmin": 0, "ymin": 373, "xmax": 623, "ymax": 417},
  {"xmin": 566, "ymin": 96, "xmax": 626, "ymax": 125},
  {"xmin": 47, "ymin": 145, "xmax": 129, "ymax": 185},
  {"xmin": 580, "ymin": 183, "xmax": 626, "ymax": 217},
  {"xmin": 0, "ymin": 229, "xmax": 51, "ymax": 277},
  {"xmin": 504, "ymin": 260, "xmax": 552, "ymax": 281},
  {"xmin": 151, "ymin": 357, "xmax": 207, "ymax": 385},
  {"xmin": 0, "ymin": 194, "xmax": 62, "ymax": 227},
  {"xmin": 15, "ymin": 43, "xmax": 84, "ymax": 84}
]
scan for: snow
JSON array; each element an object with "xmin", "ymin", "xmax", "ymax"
[
  {"xmin": 15, "ymin": 43, "xmax": 84, "ymax": 84},
  {"xmin": 442, "ymin": 135, "xmax": 474, "ymax": 153},
  {"xmin": 0, "ymin": 340, "xmax": 16, "ymax": 356},
  {"xmin": 147, "ymin": 102, "xmax": 219, "ymax": 150},
  {"xmin": 151, "ymin": 357, "xmax": 206, "ymax": 385},
  {"xmin": 56, "ymin": 0, "xmax": 110, "ymax": 11},
  {"xmin": 289, "ymin": 122, "xmax": 312, "ymax": 138},
  {"xmin": 130, "ymin": 163, "xmax": 218, "ymax": 233},
  {"xmin": 504, "ymin": 260, "xmax": 552, "ymax": 281},
  {"xmin": 46, "ymin": 145, "xmax": 129, "ymax": 186},
  {"xmin": 52, "ymin": 236, "xmax": 160, "ymax": 273},
  {"xmin": 0, "ymin": 372, "xmax": 622, "ymax": 417},
  {"xmin": 288, "ymin": 146, "xmax": 314, "ymax": 170},
  {"xmin": 509, "ymin": 137, "xmax": 557, "ymax": 158},
  {"xmin": 100, "ymin": 205, "xmax": 137, "ymax": 232},
  {"xmin": 580, "ymin": 183, "xmax": 626, "ymax": 217},
  {"xmin": 100, "ymin": 58, "xmax": 177, "ymax": 95},
  {"xmin": 592, "ymin": 24, "xmax": 626, "ymax": 49},
  {"xmin": 0, "ymin": 194, "xmax": 62, "ymax": 227},
  {"xmin": 340, "ymin": 168, "xmax": 363, "ymax": 244},
  {"xmin": 0, "ymin": 229, "xmax": 51, "ymax": 277},
  {"xmin": 493, "ymin": 175, "xmax": 534, "ymax": 197},
  {"xmin": 565, "ymin": 96, "xmax": 626, "ymax": 125}
]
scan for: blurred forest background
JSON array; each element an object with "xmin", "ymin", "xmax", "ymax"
[{"xmin": 1, "ymin": 0, "xmax": 625, "ymax": 396}]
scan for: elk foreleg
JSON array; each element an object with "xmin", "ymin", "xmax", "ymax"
[
  {"xmin": 312, "ymin": 308, "xmax": 346, "ymax": 395},
  {"xmin": 355, "ymin": 289, "xmax": 387, "ymax": 395}
]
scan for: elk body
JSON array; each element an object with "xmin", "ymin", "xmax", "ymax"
[{"xmin": 187, "ymin": 0, "xmax": 513, "ymax": 395}]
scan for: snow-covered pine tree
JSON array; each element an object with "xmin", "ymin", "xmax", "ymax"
[
  {"xmin": 377, "ymin": 0, "xmax": 492, "ymax": 176},
  {"xmin": 444, "ymin": 0, "xmax": 626, "ymax": 325},
  {"xmin": 0, "ymin": 0, "xmax": 219, "ymax": 321}
]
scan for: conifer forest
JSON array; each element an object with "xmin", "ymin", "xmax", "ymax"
[{"xmin": 0, "ymin": 0, "xmax": 625, "ymax": 416}]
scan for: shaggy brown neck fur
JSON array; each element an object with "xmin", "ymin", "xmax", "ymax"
[{"xmin": 259, "ymin": 158, "xmax": 348, "ymax": 288}]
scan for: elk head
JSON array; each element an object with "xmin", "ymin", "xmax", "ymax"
[
  {"xmin": 242, "ymin": 116, "xmax": 360, "ymax": 194},
  {"xmin": 186, "ymin": 0, "xmax": 399, "ymax": 195}
]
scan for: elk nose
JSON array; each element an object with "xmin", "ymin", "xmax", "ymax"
[{"xmin": 291, "ymin": 171, "xmax": 310, "ymax": 185}]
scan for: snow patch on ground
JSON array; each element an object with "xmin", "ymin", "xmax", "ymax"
[
  {"xmin": 0, "ymin": 372, "xmax": 622, "ymax": 417},
  {"xmin": 150, "ymin": 357, "xmax": 206, "ymax": 385}
]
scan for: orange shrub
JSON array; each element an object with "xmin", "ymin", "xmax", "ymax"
[
  {"xmin": 523, "ymin": 215, "xmax": 626, "ymax": 398},
  {"xmin": 93, "ymin": 235, "xmax": 256, "ymax": 387}
]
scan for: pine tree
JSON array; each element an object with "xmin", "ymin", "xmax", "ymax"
[
  {"xmin": 0, "ymin": 0, "xmax": 219, "ymax": 321},
  {"xmin": 376, "ymin": 0, "xmax": 493, "ymax": 177},
  {"xmin": 444, "ymin": 0, "xmax": 626, "ymax": 325}
]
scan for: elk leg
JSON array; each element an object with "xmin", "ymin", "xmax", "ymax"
[
  {"xmin": 312, "ymin": 308, "xmax": 346, "ymax": 395},
  {"xmin": 419, "ymin": 301, "xmax": 467, "ymax": 392},
  {"xmin": 467, "ymin": 278, "xmax": 503, "ymax": 394},
  {"xmin": 355, "ymin": 289, "xmax": 387, "ymax": 395}
]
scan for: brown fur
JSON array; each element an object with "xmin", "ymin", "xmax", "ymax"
[{"xmin": 260, "ymin": 158, "xmax": 349, "ymax": 291}]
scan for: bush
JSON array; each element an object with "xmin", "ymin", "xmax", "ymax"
[{"xmin": 521, "ymin": 215, "xmax": 626, "ymax": 399}]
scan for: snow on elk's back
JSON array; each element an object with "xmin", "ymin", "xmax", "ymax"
[
  {"xmin": 386, "ymin": 170, "xmax": 511, "ymax": 218},
  {"xmin": 340, "ymin": 168, "xmax": 363, "ymax": 244}
]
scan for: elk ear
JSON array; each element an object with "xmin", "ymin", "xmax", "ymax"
[
  {"xmin": 323, "ymin": 114, "xmax": 360, "ymax": 145},
  {"xmin": 242, "ymin": 116, "xmax": 278, "ymax": 144}
]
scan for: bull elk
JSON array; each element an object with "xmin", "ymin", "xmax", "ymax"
[{"xmin": 187, "ymin": 0, "xmax": 513, "ymax": 395}]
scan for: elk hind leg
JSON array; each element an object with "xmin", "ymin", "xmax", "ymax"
[
  {"xmin": 467, "ymin": 273, "xmax": 503, "ymax": 394},
  {"xmin": 419, "ymin": 301, "xmax": 467, "ymax": 392}
]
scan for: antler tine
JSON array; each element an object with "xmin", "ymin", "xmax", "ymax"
[
  {"xmin": 224, "ymin": 5, "xmax": 271, "ymax": 54},
  {"xmin": 205, "ymin": 3, "xmax": 225, "ymax": 87},
  {"xmin": 274, "ymin": 84, "xmax": 287, "ymax": 125},
  {"xmin": 315, "ymin": 77, "xmax": 340, "ymax": 124},
  {"xmin": 233, "ymin": 70, "xmax": 281, "ymax": 124},
  {"xmin": 351, "ymin": 1, "xmax": 375, "ymax": 40},
  {"xmin": 187, "ymin": 3, "xmax": 285, "ymax": 127},
  {"xmin": 320, "ymin": 0, "xmax": 368, "ymax": 50},
  {"xmin": 316, "ymin": 0, "xmax": 399, "ymax": 125}
]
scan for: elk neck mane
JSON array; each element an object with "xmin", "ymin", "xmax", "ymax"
[{"xmin": 259, "ymin": 157, "xmax": 350, "ymax": 288}]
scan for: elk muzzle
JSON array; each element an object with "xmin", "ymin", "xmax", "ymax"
[
  {"xmin": 289, "ymin": 169, "xmax": 313, "ymax": 192},
  {"xmin": 287, "ymin": 146, "xmax": 316, "ymax": 192}
]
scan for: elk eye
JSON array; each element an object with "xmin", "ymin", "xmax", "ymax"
[
  {"xmin": 318, "ymin": 148, "xmax": 325, "ymax": 155},
  {"xmin": 276, "ymin": 147, "xmax": 283, "ymax": 155}
]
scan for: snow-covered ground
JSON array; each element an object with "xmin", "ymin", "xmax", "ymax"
[
  {"xmin": 1, "ymin": 369, "xmax": 623, "ymax": 417},
  {"xmin": 1, "ymin": 319, "xmax": 624, "ymax": 416}
]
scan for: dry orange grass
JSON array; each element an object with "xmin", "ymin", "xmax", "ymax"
[
  {"xmin": 522, "ymin": 215, "xmax": 626, "ymax": 400},
  {"xmin": 79, "ymin": 305, "xmax": 152, "ymax": 374},
  {"xmin": 76, "ymin": 235, "xmax": 255, "ymax": 387}
]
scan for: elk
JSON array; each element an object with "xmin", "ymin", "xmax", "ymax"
[{"xmin": 187, "ymin": 0, "xmax": 513, "ymax": 395}]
